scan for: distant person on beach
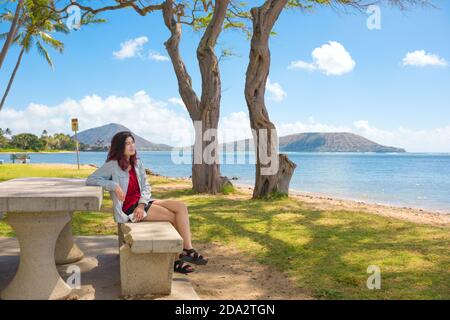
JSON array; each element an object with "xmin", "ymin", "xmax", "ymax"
[{"xmin": 86, "ymin": 131, "xmax": 207, "ymax": 274}]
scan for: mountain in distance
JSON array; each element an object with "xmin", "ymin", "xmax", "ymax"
[
  {"xmin": 75, "ymin": 124, "xmax": 406, "ymax": 153},
  {"xmin": 72, "ymin": 123, "xmax": 172, "ymax": 151},
  {"xmin": 221, "ymin": 132, "xmax": 406, "ymax": 153},
  {"xmin": 279, "ymin": 132, "xmax": 405, "ymax": 152}
]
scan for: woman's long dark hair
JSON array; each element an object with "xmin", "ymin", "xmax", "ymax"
[{"xmin": 107, "ymin": 131, "xmax": 138, "ymax": 171}]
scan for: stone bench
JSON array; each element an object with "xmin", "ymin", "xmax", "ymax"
[{"xmin": 119, "ymin": 221, "xmax": 183, "ymax": 297}]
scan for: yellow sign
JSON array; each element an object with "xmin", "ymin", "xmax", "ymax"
[{"xmin": 71, "ymin": 118, "xmax": 78, "ymax": 131}]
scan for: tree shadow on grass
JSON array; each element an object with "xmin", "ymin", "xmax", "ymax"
[{"xmin": 179, "ymin": 191, "xmax": 450, "ymax": 299}]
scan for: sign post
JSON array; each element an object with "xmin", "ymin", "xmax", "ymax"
[{"xmin": 71, "ymin": 118, "xmax": 80, "ymax": 170}]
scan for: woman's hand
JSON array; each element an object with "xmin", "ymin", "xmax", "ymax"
[
  {"xmin": 133, "ymin": 204, "xmax": 146, "ymax": 222},
  {"xmin": 115, "ymin": 184, "xmax": 126, "ymax": 201}
]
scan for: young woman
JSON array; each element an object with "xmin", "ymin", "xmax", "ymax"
[{"xmin": 86, "ymin": 131, "xmax": 208, "ymax": 274}]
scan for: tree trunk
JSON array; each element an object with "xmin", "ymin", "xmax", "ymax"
[
  {"xmin": 192, "ymin": 107, "xmax": 221, "ymax": 193},
  {"xmin": 244, "ymin": 0, "xmax": 297, "ymax": 198},
  {"xmin": 0, "ymin": 47, "xmax": 25, "ymax": 112},
  {"xmin": 163, "ymin": 0, "xmax": 229, "ymax": 194},
  {"xmin": 0, "ymin": 0, "xmax": 24, "ymax": 70},
  {"xmin": 254, "ymin": 153, "xmax": 297, "ymax": 196}
]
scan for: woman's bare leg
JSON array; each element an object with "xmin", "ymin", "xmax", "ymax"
[
  {"xmin": 143, "ymin": 203, "xmax": 193, "ymax": 270},
  {"xmin": 150, "ymin": 199, "xmax": 193, "ymax": 250},
  {"xmin": 143, "ymin": 203, "xmax": 176, "ymax": 224}
]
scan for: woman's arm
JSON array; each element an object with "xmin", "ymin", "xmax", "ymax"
[
  {"xmin": 137, "ymin": 159, "xmax": 152, "ymax": 204},
  {"xmin": 85, "ymin": 161, "xmax": 118, "ymax": 192}
]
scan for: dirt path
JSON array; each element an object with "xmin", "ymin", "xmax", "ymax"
[{"xmin": 184, "ymin": 241, "xmax": 314, "ymax": 300}]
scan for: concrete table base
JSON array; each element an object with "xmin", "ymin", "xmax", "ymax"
[
  {"xmin": 55, "ymin": 212, "xmax": 84, "ymax": 265},
  {"xmin": 1, "ymin": 236, "xmax": 201, "ymax": 300},
  {"xmin": 0, "ymin": 212, "xmax": 73, "ymax": 300}
]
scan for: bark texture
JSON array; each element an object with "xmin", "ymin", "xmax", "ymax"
[
  {"xmin": 244, "ymin": 0, "xmax": 297, "ymax": 198},
  {"xmin": 0, "ymin": 0, "xmax": 24, "ymax": 70},
  {"xmin": 163, "ymin": 0, "xmax": 230, "ymax": 193}
]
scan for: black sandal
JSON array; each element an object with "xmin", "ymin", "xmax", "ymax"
[
  {"xmin": 179, "ymin": 248, "xmax": 208, "ymax": 265},
  {"xmin": 174, "ymin": 259, "xmax": 194, "ymax": 274}
]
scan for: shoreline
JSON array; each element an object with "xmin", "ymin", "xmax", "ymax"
[
  {"xmin": 2, "ymin": 163, "xmax": 448, "ymax": 227},
  {"xmin": 234, "ymin": 181, "xmax": 450, "ymax": 214},
  {"xmin": 232, "ymin": 182, "xmax": 450, "ymax": 227}
]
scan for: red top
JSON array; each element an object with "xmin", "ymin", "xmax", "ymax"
[{"xmin": 122, "ymin": 167, "xmax": 141, "ymax": 212}]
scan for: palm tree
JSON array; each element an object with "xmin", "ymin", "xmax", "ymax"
[
  {"xmin": 0, "ymin": 0, "xmax": 24, "ymax": 70},
  {"xmin": 41, "ymin": 129, "xmax": 49, "ymax": 149},
  {"xmin": 0, "ymin": 4, "xmax": 68, "ymax": 112}
]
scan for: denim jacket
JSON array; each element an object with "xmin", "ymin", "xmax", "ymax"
[{"xmin": 85, "ymin": 158, "xmax": 153, "ymax": 223}]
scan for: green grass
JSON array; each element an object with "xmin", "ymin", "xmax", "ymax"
[
  {"xmin": 0, "ymin": 164, "xmax": 449, "ymax": 299},
  {"xmin": 222, "ymin": 183, "xmax": 237, "ymax": 195},
  {"xmin": 0, "ymin": 148, "xmax": 72, "ymax": 153},
  {"xmin": 0, "ymin": 164, "xmax": 93, "ymax": 182},
  {"xmin": 169, "ymin": 191, "xmax": 449, "ymax": 299}
]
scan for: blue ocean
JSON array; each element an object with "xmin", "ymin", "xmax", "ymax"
[{"xmin": 1, "ymin": 151, "xmax": 449, "ymax": 213}]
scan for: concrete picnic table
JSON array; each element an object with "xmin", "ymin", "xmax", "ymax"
[{"xmin": 0, "ymin": 177, "xmax": 103, "ymax": 300}]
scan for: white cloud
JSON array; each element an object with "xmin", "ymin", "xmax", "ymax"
[
  {"xmin": 148, "ymin": 50, "xmax": 170, "ymax": 62},
  {"xmin": 402, "ymin": 50, "xmax": 448, "ymax": 67},
  {"xmin": 113, "ymin": 36, "xmax": 148, "ymax": 60},
  {"xmin": 112, "ymin": 37, "xmax": 169, "ymax": 62},
  {"xmin": 217, "ymin": 114, "xmax": 350, "ymax": 145},
  {"xmin": 288, "ymin": 60, "xmax": 316, "ymax": 72},
  {"xmin": 352, "ymin": 120, "xmax": 450, "ymax": 153},
  {"xmin": 168, "ymin": 97, "xmax": 185, "ymax": 108},
  {"xmin": 266, "ymin": 78, "xmax": 287, "ymax": 102},
  {"xmin": 289, "ymin": 41, "xmax": 356, "ymax": 76},
  {"xmin": 218, "ymin": 111, "xmax": 253, "ymax": 144},
  {"xmin": 2, "ymin": 97, "xmax": 449, "ymax": 152},
  {"xmin": 276, "ymin": 117, "xmax": 351, "ymax": 136},
  {"xmin": 0, "ymin": 91, "xmax": 193, "ymax": 147}
]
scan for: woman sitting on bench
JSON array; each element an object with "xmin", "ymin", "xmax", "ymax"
[{"xmin": 86, "ymin": 131, "xmax": 208, "ymax": 274}]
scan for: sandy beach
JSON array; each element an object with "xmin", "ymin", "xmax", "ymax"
[{"xmin": 232, "ymin": 182, "xmax": 450, "ymax": 228}]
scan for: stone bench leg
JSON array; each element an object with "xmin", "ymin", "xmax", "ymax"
[
  {"xmin": 55, "ymin": 211, "xmax": 84, "ymax": 265},
  {"xmin": 0, "ymin": 212, "xmax": 73, "ymax": 300},
  {"xmin": 120, "ymin": 244, "xmax": 176, "ymax": 296},
  {"xmin": 117, "ymin": 223, "xmax": 124, "ymax": 250}
]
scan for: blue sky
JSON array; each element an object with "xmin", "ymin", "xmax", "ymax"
[{"xmin": 0, "ymin": 1, "xmax": 449, "ymax": 152}]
